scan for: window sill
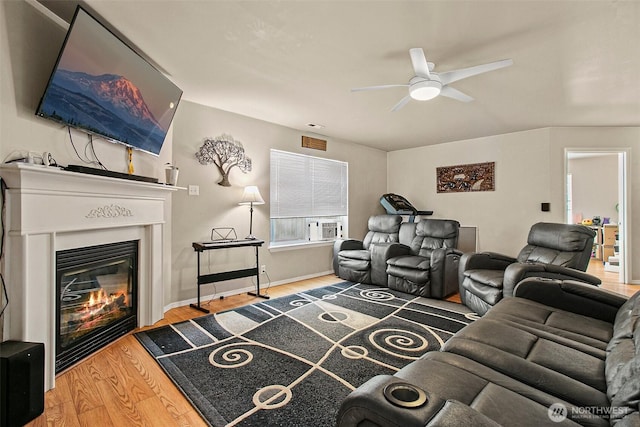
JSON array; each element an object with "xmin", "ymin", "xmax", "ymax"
[{"xmin": 268, "ymin": 240, "xmax": 335, "ymax": 252}]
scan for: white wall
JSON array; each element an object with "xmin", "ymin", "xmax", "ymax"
[
  {"xmin": 169, "ymin": 101, "xmax": 387, "ymax": 306},
  {"xmin": 388, "ymin": 128, "xmax": 555, "ymax": 255},
  {"xmin": 388, "ymin": 127, "xmax": 639, "ymax": 283},
  {"xmin": 568, "ymin": 154, "xmax": 618, "ymax": 224}
]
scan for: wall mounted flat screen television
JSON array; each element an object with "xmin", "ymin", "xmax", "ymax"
[{"xmin": 36, "ymin": 6, "xmax": 182, "ymax": 156}]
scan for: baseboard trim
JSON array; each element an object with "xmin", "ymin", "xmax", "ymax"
[{"xmin": 163, "ymin": 270, "xmax": 335, "ymax": 312}]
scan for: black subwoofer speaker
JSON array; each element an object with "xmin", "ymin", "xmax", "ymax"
[{"xmin": 0, "ymin": 341, "xmax": 45, "ymax": 427}]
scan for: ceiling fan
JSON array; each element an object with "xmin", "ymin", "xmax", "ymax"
[{"xmin": 352, "ymin": 48, "xmax": 513, "ymax": 111}]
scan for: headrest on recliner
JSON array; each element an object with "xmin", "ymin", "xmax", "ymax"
[
  {"xmin": 527, "ymin": 222, "xmax": 595, "ymax": 251},
  {"xmin": 416, "ymin": 219, "xmax": 460, "ymax": 239},
  {"xmin": 368, "ymin": 215, "xmax": 402, "ymax": 233}
]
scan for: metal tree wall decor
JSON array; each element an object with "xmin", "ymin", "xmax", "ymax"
[{"xmin": 195, "ymin": 134, "xmax": 252, "ymax": 186}]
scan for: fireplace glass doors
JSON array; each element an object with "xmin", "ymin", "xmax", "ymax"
[{"xmin": 56, "ymin": 240, "xmax": 138, "ymax": 373}]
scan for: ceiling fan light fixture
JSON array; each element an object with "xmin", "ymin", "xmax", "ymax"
[{"xmin": 409, "ymin": 79, "xmax": 442, "ymax": 101}]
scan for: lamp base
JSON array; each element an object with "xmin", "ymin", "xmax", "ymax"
[{"xmin": 245, "ymin": 234, "xmax": 257, "ymax": 240}]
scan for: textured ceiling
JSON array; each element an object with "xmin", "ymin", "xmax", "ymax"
[{"xmin": 38, "ymin": 0, "xmax": 640, "ymax": 151}]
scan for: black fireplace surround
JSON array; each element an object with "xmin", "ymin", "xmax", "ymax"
[{"xmin": 56, "ymin": 240, "xmax": 138, "ymax": 373}]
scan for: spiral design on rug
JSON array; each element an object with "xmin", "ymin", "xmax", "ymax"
[
  {"xmin": 290, "ymin": 299, "xmax": 310, "ymax": 307},
  {"xmin": 368, "ymin": 328, "xmax": 430, "ymax": 360},
  {"xmin": 359, "ymin": 288, "xmax": 394, "ymax": 301},
  {"xmin": 209, "ymin": 343, "xmax": 254, "ymax": 368}
]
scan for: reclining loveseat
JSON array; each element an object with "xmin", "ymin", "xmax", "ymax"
[
  {"xmin": 337, "ymin": 278, "xmax": 639, "ymax": 426},
  {"xmin": 333, "ymin": 215, "xmax": 461, "ymax": 298}
]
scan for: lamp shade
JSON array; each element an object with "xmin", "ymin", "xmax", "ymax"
[{"xmin": 239, "ymin": 185, "xmax": 265, "ymax": 205}]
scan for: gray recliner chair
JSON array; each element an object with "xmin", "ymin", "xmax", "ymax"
[
  {"xmin": 386, "ymin": 219, "xmax": 461, "ymax": 298},
  {"xmin": 459, "ymin": 222, "xmax": 600, "ymax": 315},
  {"xmin": 333, "ymin": 215, "xmax": 406, "ymax": 286}
]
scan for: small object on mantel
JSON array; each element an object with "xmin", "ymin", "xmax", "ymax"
[{"xmin": 127, "ymin": 147, "xmax": 134, "ymax": 174}]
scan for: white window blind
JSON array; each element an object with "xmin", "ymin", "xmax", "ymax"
[{"xmin": 270, "ymin": 150, "xmax": 348, "ymax": 218}]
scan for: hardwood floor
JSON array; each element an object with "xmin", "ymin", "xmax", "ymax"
[
  {"xmin": 587, "ymin": 258, "xmax": 639, "ymax": 297},
  {"xmin": 26, "ymin": 269, "xmax": 637, "ymax": 426}
]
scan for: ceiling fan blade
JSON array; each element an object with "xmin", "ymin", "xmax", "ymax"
[
  {"xmin": 391, "ymin": 95, "xmax": 412, "ymax": 112},
  {"xmin": 440, "ymin": 86, "xmax": 474, "ymax": 102},
  {"xmin": 409, "ymin": 48, "xmax": 431, "ymax": 78},
  {"xmin": 351, "ymin": 84, "xmax": 409, "ymax": 92},
  {"xmin": 439, "ymin": 59, "xmax": 513, "ymax": 85}
]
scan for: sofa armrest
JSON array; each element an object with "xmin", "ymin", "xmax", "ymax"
[
  {"xmin": 430, "ymin": 248, "xmax": 463, "ymax": 299},
  {"xmin": 458, "ymin": 252, "xmax": 517, "ymax": 289},
  {"xmin": 370, "ymin": 243, "xmax": 411, "ymax": 286},
  {"xmin": 513, "ymin": 278, "xmax": 628, "ymax": 323},
  {"xmin": 333, "ymin": 239, "xmax": 364, "ymax": 274},
  {"xmin": 336, "ymin": 375, "xmax": 500, "ymax": 427},
  {"xmin": 503, "ymin": 262, "xmax": 601, "ymax": 297}
]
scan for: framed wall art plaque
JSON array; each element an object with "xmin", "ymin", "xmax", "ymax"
[{"xmin": 436, "ymin": 161, "xmax": 495, "ymax": 193}]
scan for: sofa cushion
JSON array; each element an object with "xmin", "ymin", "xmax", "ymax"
[
  {"xmin": 387, "ymin": 255, "xmax": 429, "ymax": 271},
  {"xmin": 386, "ymin": 265, "xmax": 429, "ymax": 284},
  {"xmin": 442, "ymin": 320, "xmax": 609, "ymax": 400},
  {"xmin": 463, "ymin": 269, "xmax": 504, "ymax": 289},
  {"xmin": 339, "ymin": 249, "xmax": 371, "ymax": 262},
  {"xmin": 396, "ymin": 352, "xmax": 603, "ymax": 426},
  {"xmin": 485, "ymin": 297, "xmax": 614, "ymax": 345}
]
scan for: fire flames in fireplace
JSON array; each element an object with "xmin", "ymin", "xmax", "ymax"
[
  {"xmin": 60, "ymin": 279, "xmax": 131, "ymax": 347},
  {"xmin": 85, "ymin": 288, "xmax": 128, "ymax": 316}
]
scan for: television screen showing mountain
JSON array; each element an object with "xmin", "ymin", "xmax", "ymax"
[{"xmin": 36, "ymin": 7, "xmax": 182, "ymax": 156}]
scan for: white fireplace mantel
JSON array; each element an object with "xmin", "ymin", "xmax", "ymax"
[{"xmin": 0, "ymin": 163, "xmax": 177, "ymax": 390}]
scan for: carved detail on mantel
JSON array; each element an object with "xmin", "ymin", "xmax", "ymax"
[{"xmin": 86, "ymin": 204, "xmax": 133, "ymax": 219}]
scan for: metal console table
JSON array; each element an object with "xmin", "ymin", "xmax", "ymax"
[{"xmin": 191, "ymin": 239, "xmax": 267, "ymax": 313}]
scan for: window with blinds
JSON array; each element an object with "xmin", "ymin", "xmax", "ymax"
[{"xmin": 270, "ymin": 149, "xmax": 348, "ymax": 246}]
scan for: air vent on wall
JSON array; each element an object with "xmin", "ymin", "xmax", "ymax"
[{"xmin": 302, "ymin": 136, "xmax": 327, "ymax": 151}]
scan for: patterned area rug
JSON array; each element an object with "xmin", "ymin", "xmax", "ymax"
[{"xmin": 134, "ymin": 282, "xmax": 477, "ymax": 426}]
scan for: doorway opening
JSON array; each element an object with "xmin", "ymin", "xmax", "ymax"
[{"xmin": 565, "ymin": 149, "xmax": 628, "ymax": 284}]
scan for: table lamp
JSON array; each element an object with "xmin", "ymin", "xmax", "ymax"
[{"xmin": 239, "ymin": 185, "xmax": 265, "ymax": 240}]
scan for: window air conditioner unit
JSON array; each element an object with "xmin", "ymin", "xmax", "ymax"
[{"xmin": 308, "ymin": 221, "xmax": 343, "ymax": 241}]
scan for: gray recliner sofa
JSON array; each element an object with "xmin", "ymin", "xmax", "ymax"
[
  {"xmin": 337, "ymin": 278, "xmax": 640, "ymax": 427},
  {"xmin": 333, "ymin": 216, "xmax": 461, "ymax": 298}
]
